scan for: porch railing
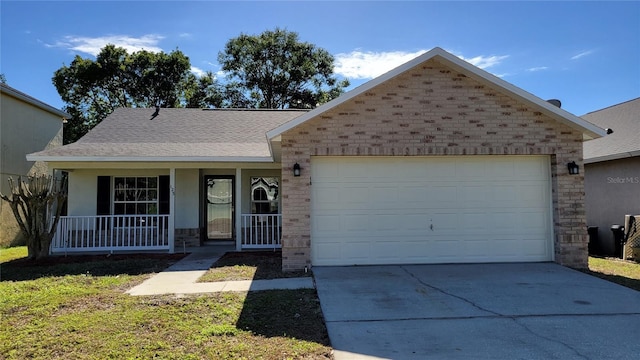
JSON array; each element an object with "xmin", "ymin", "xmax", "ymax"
[
  {"xmin": 51, "ymin": 215, "xmax": 170, "ymax": 254},
  {"xmin": 241, "ymin": 214, "xmax": 282, "ymax": 249}
]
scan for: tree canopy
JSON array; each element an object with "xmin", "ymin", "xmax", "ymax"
[
  {"xmin": 218, "ymin": 28, "xmax": 349, "ymax": 109},
  {"xmin": 53, "ymin": 45, "xmax": 222, "ymax": 143},
  {"xmin": 54, "ymin": 29, "xmax": 350, "ymax": 143}
]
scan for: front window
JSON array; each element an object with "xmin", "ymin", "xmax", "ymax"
[
  {"xmin": 113, "ymin": 176, "xmax": 158, "ymax": 215},
  {"xmin": 251, "ymin": 177, "xmax": 279, "ymax": 214}
]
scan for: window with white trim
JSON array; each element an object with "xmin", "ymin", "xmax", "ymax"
[
  {"xmin": 251, "ymin": 177, "xmax": 279, "ymax": 214},
  {"xmin": 113, "ymin": 177, "xmax": 158, "ymax": 215}
]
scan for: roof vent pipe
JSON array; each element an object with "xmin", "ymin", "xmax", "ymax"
[{"xmin": 547, "ymin": 99, "xmax": 562, "ymax": 108}]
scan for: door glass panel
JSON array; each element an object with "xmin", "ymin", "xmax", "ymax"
[{"xmin": 206, "ymin": 177, "xmax": 233, "ymax": 239}]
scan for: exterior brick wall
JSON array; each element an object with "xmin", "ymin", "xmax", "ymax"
[
  {"xmin": 175, "ymin": 228, "xmax": 200, "ymax": 248},
  {"xmin": 280, "ymin": 58, "xmax": 588, "ymax": 271}
]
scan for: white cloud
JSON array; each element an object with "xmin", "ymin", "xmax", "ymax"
[
  {"xmin": 457, "ymin": 54, "xmax": 509, "ymax": 69},
  {"xmin": 571, "ymin": 50, "xmax": 594, "ymax": 60},
  {"xmin": 47, "ymin": 34, "xmax": 164, "ymax": 56},
  {"xmin": 527, "ymin": 66, "xmax": 549, "ymax": 72},
  {"xmin": 334, "ymin": 50, "xmax": 428, "ymax": 79},
  {"xmin": 334, "ymin": 49, "xmax": 509, "ymax": 80},
  {"xmin": 191, "ymin": 66, "xmax": 206, "ymax": 78}
]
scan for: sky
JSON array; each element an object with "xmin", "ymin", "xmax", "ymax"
[{"xmin": 1, "ymin": 1, "xmax": 639, "ymax": 116}]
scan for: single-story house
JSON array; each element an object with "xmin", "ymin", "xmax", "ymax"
[
  {"xmin": 29, "ymin": 47, "xmax": 606, "ymax": 270},
  {"xmin": 582, "ymin": 98, "xmax": 640, "ymax": 256},
  {"xmin": 1, "ymin": 83, "xmax": 68, "ymax": 247}
]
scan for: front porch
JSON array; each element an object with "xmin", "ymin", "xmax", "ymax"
[
  {"xmin": 51, "ymin": 213, "xmax": 282, "ymax": 254},
  {"xmin": 49, "ymin": 164, "xmax": 284, "ymax": 255}
]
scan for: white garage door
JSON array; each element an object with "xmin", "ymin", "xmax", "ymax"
[{"xmin": 311, "ymin": 156, "xmax": 553, "ymax": 266}]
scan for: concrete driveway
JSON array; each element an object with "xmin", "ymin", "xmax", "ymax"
[{"xmin": 313, "ymin": 263, "xmax": 640, "ymax": 360}]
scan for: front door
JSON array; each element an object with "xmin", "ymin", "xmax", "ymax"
[{"xmin": 205, "ymin": 176, "xmax": 234, "ymax": 240}]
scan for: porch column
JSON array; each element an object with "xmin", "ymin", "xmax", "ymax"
[
  {"xmin": 235, "ymin": 168, "xmax": 242, "ymax": 251},
  {"xmin": 168, "ymin": 168, "xmax": 176, "ymax": 253}
]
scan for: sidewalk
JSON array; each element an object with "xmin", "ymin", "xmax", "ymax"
[{"xmin": 127, "ymin": 244, "xmax": 314, "ymax": 296}]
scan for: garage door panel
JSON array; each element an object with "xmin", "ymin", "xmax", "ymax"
[
  {"xmin": 431, "ymin": 212, "xmax": 459, "ymax": 231},
  {"xmin": 399, "ymin": 214, "xmax": 429, "ymax": 231},
  {"xmin": 520, "ymin": 211, "xmax": 548, "ymax": 232},
  {"xmin": 311, "ymin": 156, "xmax": 552, "ymax": 266},
  {"xmin": 426, "ymin": 185, "xmax": 458, "ymax": 206},
  {"xmin": 341, "ymin": 186, "xmax": 370, "ymax": 205},
  {"xmin": 314, "ymin": 241, "xmax": 342, "ymax": 263},
  {"xmin": 492, "ymin": 185, "xmax": 518, "ymax": 204},
  {"xmin": 488, "ymin": 160, "xmax": 517, "ymax": 178},
  {"xmin": 314, "ymin": 214, "xmax": 342, "ymax": 233},
  {"xmin": 374, "ymin": 185, "xmax": 399, "ymax": 204},
  {"xmin": 518, "ymin": 184, "xmax": 547, "ymax": 203},
  {"xmin": 340, "ymin": 214, "xmax": 370, "ymax": 232},
  {"xmin": 456, "ymin": 159, "xmax": 487, "ymax": 178},
  {"xmin": 424, "ymin": 158, "xmax": 457, "ymax": 179}
]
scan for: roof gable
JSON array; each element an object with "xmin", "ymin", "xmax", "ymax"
[{"xmin": 268, "ymin": 47, "xmax": 606, "ymax": 140}]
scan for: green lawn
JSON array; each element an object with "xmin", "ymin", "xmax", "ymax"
[
  {"xmin": 0, "ymin": 247, "xmax": 332, "ymax": 359},
  {"xmin": 587, "ymin": 256, "xmax": 640, "ymax": 291},
  {"xmin": 0, "ymin": 246, "xmax": 28, "ymax": 263}
]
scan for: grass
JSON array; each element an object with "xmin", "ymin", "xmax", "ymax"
[
  {"xmin": 198, "ymin": 251, "xmax": 311, "ymax": 282},
  {"xmin": 587, "ymin": 256, "xmax": 640, "ymax": 291},
  {"xmin": 0, "ymin": 247, "xmax": 332, "ymax": 359},
  {"xmin": 0, "ymin": 246, "xmax": 28, "ymax": 263}
]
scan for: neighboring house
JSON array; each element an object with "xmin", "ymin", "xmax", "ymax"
[
  {"xmin": 582, "ymin": 98, "xmax": 640, "ymax": 256},
  {"xmin": 28, "ymin": 47, "xmax": 605, "ymax": 270},
  {"xmin": 0, "ymin": 83, "xmax": 68, "ymax": 247}
]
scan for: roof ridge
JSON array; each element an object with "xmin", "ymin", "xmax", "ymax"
[
  {"xmin": 201, "ymin": 108, "xmax": 309, "ymax": 112},
  {"xmin": 582, "ymin": 97, "xmax": 640, "ymax": 116}
]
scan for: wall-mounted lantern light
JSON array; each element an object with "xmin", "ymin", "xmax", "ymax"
[
  {"xmin": 293, "ymin": 163, "xmax": 301, "ymax": 177},
  {"xmin": 567, "ymin": 161, "xmax": 579, "ymax": 175}
]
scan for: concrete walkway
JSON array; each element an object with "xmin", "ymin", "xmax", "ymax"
[{"xmin": 127, "ymin": 245, "xmax": 314, "ymax": 296}]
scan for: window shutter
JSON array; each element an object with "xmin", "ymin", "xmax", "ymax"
[
  {"xmin": 96, "ymin": 176, "xmax": 111, "ymax": 215},
  {"xmin": 158, "ymin": 175, "xmax": 170, "ymax": 214}
]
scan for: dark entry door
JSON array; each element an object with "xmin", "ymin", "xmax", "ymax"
[{"xmin": 205, "ymin": 176, "xmax": 234, "ymax": 240}]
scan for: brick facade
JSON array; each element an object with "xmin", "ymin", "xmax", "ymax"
[{"xmin": 280, "ymin": 58, "xmax": 587, "ymax": 270}]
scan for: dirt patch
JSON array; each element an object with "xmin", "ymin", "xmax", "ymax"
[
  {"xmin": 6, "ymin": 253, "xmax": 187, "ymax": 267},
  {"xmin": 199, "ymin": 251, "xmax": 310, "ymax": 282},
  {"xmin": 1, "ymin": 253, "xmax": 188, "ymax": 281}
]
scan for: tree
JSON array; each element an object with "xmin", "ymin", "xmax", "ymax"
[
  {"xmin": 53, "ymin": 45, "xmax": 222, "ymax": 143},
  {"xmin": 183, "ymin": 71, "xmax": 225, "ymax": 108},
  {"xmin": 0, "ymin": 73, "xmax": 6, "ymax": 83},
  {"xmin": 0, "ymin": 175, "xmax": 67, "ymax": 260},
  {"xmin": 218, "ymin": 28, "xmax": 349, "ymax": 109}
]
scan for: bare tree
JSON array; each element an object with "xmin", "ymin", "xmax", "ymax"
[{"xmin": 1, "ymin": 175, "xmax": 67, "ymax": 260}]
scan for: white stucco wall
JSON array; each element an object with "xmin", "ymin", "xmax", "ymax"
[{"xmin": 175, "ymin": 168, "xmax": 199, "ymax": 229}]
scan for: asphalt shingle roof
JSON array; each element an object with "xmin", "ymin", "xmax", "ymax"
[
  {"xmin": 29, "ymin": 108, "xmax": 307, "ymax": 161},
  {"xmin": 582, "ymin": 98, "xmax": 640, "ymax": 163}
]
